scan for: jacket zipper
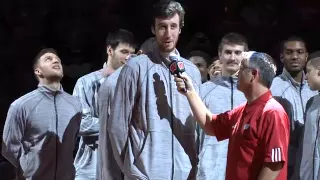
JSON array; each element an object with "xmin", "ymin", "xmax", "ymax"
[
  {"xmin": 299, "ymin": 84, "xmax": 305, "ymax": 116},
  {"xmin": 54, "ymin": 92, "xmax": 58, "ymax": 180},
  {"xmin": 169, "ymin": 70, "xmax": 174, "ymax": 180},
  {"xmin": 230, "ymin": 77, "xmax": 234, "ymax": 109}
]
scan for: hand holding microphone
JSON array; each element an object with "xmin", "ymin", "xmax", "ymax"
[{"xmin": 168, "ymin": 56, "xmax": 194, "ymax": 94}]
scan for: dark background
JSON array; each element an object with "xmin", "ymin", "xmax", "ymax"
[{"xmin": 0, "ymin": 0, "xmax": 319, "ymax": 178}]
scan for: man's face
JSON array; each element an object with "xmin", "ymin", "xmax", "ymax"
[
  {"xmin": 108, "ymin": 43, "xmax": 135, "ymax": 69},
  {"xmin": 153, "ymin": 13, "xmax": 181, "ymax": 53},
  {"xmin": 189, "ymin": 56, "xmax": 208, "ymax": 82},
  {"xmin": 237, "ymin": 59, "xmax": 253, "ymax": 92},
  {"xmin": 35, "ymin": 52, "xmax": 63, "ymax": 81},
  {"xmin": 281, "ymin": 41, "xmax": 308, "ymax": 73},
  {"xmin": 306, "ymin": 61, "xmax": 320, "ymax": 91},
  {"xmin": 219, "ymin": 44, "xmax": 245, "ymax": 76}
]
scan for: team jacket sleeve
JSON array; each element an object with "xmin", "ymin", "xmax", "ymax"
[
  {"xmin": 2, "ymin": 104, "xmax": 26, "ymax": 167},
  {"xmin": 261, "ymin": 109, "xmax": 289, "ymax": 163},
  {"xmin": 73, "ymin": 78, "xmax": 100, "ymax": 136},
  {"xmin": 107, "ymin": 65, "xmax": 140, "ymax": 177}
]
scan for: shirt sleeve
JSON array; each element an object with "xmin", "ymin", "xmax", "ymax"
[
  {"xmin": 73, "ymin": 78, "xmax": 100, "ymax": 136},
  {"xmin": 2, "ymin": 104, "xmax": 26, "ymax": 167},
  {"xmin": 212, "ymin": 108, "xmax": 238, "ymax": 141},
  {"xmin": 261, "ymin": 109, "xmax": 290, "ymax": 163}
]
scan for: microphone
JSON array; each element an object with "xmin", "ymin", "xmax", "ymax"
[{"xmin": 168, "ymin": 55, "xmax": 187, "ymax": 92}]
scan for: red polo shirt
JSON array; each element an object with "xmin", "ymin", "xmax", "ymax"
[{"xmin": 212, "ymin": 91, "xmax": 289, "ymax": 180}]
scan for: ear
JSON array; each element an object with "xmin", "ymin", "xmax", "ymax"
[
  {"xmin": 137, "ymin": 50, "xmax": 143, "ymax": 55},
  {"xmin": 251, "ymin": 69, "xmax": 258, "ymax": 82},
  {"xmin": 280, "ymin": 54, "xmax": 283, "ymax": 63},
  {"xmin": 179, "ymin": 28, "xmax": 181, "ymax": 34},
  {"xmin": 305, "ymin": 52, "xmax": 309, "ymax": 62},
  {"xmin": 316, "ymin": 66, "xmax": 320, "ymax": 76},
  {"xmin": 151, "ymin": 26, "xmax": 155, "ymax": 35},
  {"xmin": 106, "ymin": 45, "xmax": 113, "ymax": 57},
  {"xmin": 34, "ymin": 68, "xmax": 41, "ymax": 77}
]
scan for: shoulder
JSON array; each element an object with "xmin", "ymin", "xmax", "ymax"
[
  {"xmin": 118, "ymin": 55, "xmax": 151, "ymax": 78},
  {"xmin": 11, "ymin": 89, "xmax": 41, "ymax": 110},
  {"xmin": 306, "ymin": 95, "xmax": 320, "ymax": 111},
  {"xmin": 263, "ymin": 98, "xmax": 288, "ymax": 121},
  {"xmin": 200, "ymin": 80, "xmax": 218, "ymax": 98},
  {"xmin": 270, "ymin": 76, "xmax": 289, "ymax": 94},
  {"xmin": 9, "ymin": 89, "xmax": 43, "ymax": 118},
  {"xmin": 125, "ymin": 54, "xmax": 151, "ymax": 69},
  {"xmin": 271, "ymin": 75, "xmax": 286, "ymax": 87},
  {"xmin": 75, "ymin": 69, "xmax": 102, "ymax": 85},
  {"xmin": 61, "ymin": 91, "xmax": 82, "ymax": 112},
  {"xmin": 99, "ymin": 69, "xmax": 122, "ymax": 93}
]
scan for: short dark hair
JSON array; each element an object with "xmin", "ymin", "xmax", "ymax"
[
  {"xmin": 152, "ymin": 0, "xmax": 185, "ymax": 28},
  {"xmin": 106, "ymin": 29, "xmax": 136, "ymax": 50},
  {"xmin": 33, "ymin": 48, "xmax": 58, "ymax": 70},
  {"xmin": 218, "ymin": 32, "xmax": 248, "ymax": 53},
  {"xmin": 281, "ymin": 36, "xmax": 307, "ymax": 53},
  {"xmin": 187, "ymin": 50, "xmax": 212, "ymax": 66},
  {"xmin": 248, "ymin": 52, "xmax": 276, "ymax": 88}
]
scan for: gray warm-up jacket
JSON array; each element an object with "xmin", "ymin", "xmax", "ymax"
[
  {"xmin": 108, "ymin": 49, "xmax": 202, "ymax": 180},
  {"xmin": 2, "ymin": 85, "xmax": 82, "ymax": 180}
]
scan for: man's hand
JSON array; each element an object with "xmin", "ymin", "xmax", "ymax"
[{"xmin": 174, "ymin": 72, "xmax": 195, "ymax": 95}]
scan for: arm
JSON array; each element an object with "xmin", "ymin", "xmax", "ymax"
[
  {"xmin": 73, "ymin": 78, "xmax": 99, "ymax": 136},
  {"xmin": 258, "ymin": 162, "xmax": 283, "ymax": 180},
  {"xmin": 185, "ymin": 90, "xmax": 215, "ymax": 135},
  {"xmin": 2, "ymin": 104, "xmax": 25, "ymax": 167},
  {"xmin": 107, "ymin": 65, "xmax": 142, "ymax": 178},
  {"xmin": 259, "ymin": 109, "xmax": 290, "ymax": 180},
  {"xmin": 175, "ymin": 73, "xmax": 235, "ymax": 137}
]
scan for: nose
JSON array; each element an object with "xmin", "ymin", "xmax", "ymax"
[
  {"xmin": 230, "ymin": 53, "xmax": 236, "ymax": 60},
  {"xmin": 52, "ymin": 58, "xmax": 60, "ymax": 64},
  {"xmin": 292, "ymin": 52, "xmax": 299, "ymax": 60},
  {"xmin": 164, "ymin": 27, "xmax": 171, "ymax": 38}
]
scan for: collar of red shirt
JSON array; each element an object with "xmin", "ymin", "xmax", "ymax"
[{"xmin": 244, "ymin": 90, "xmax": 272, "ymax": 113}]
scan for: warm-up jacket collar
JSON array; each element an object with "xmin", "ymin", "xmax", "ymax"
[
  {"xmin": 213, "ymin": 75, "xmax": 238, "ymax": 89},
  {"xmin": 37, "ymin": 83, "xmax": 64, "ymax": 98},
  {"xmin": 281, "ymin": 68, "xmax": 307, "ymax": 87}
]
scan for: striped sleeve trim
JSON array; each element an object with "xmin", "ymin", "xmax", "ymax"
[{"xmin": 271, "ymin": 148, "xmax": 282, "ymax": 162}]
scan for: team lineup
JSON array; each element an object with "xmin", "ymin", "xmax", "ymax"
[{"xmin": 2, "ymin": 1, "xmax": 320, "ymax": 180}]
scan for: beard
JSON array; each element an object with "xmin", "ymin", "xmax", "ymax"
[
  {"xmin": 158, "ymin": 45, "xmax": 175, "ymax": 53},
  {"xmin": 156, "ymin": 39, "xmax": 177, "ymax": 53}
]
